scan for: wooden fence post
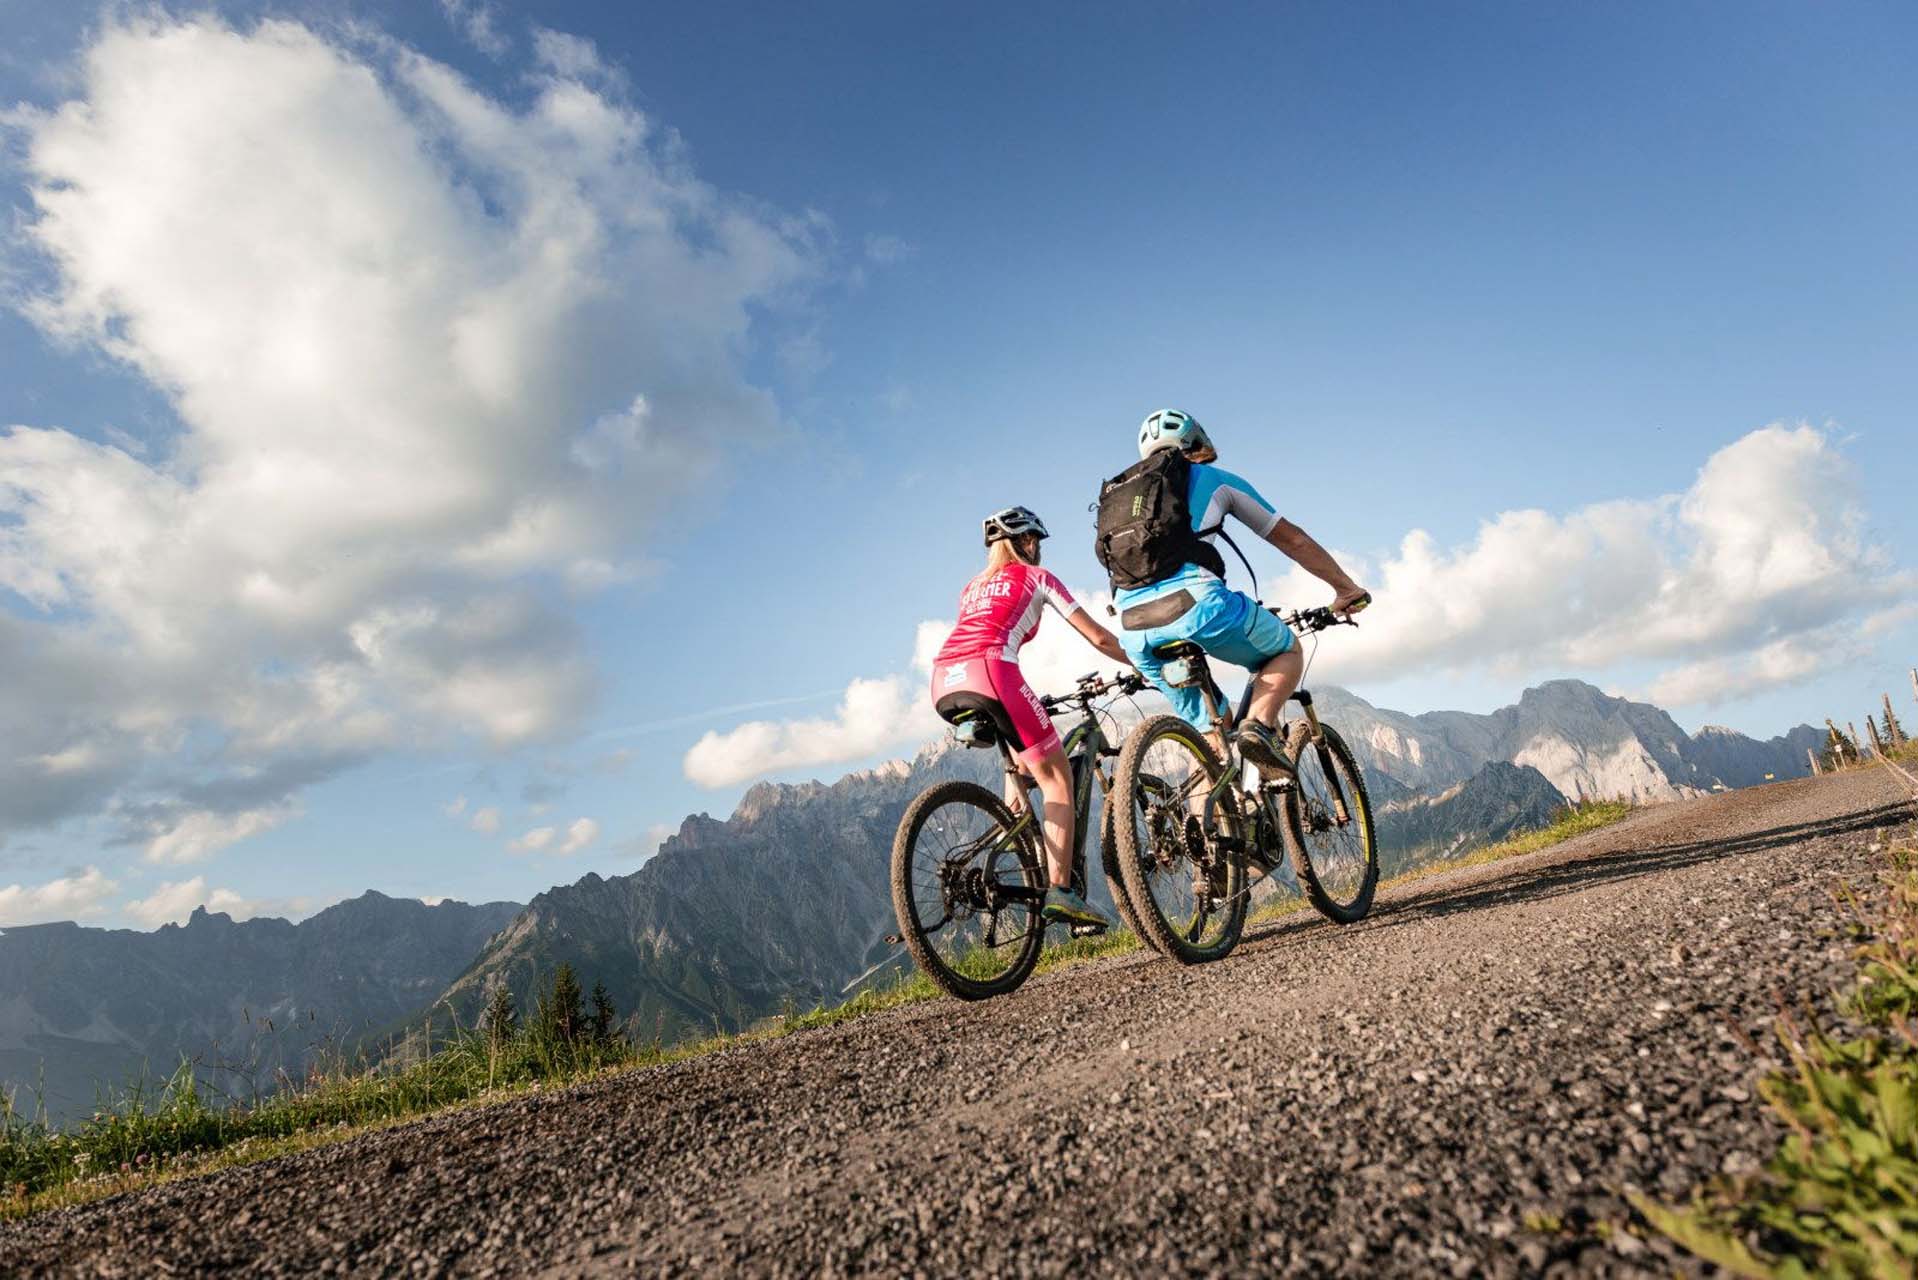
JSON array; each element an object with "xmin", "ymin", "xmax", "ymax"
[{"xmin": 1808, "ymin": 746, "xmax": 1822, "ymax": 776}]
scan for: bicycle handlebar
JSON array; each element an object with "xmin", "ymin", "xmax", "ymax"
[
  {"xmin": 1040, "ymin": 670, "xmax": 1148, "ymax": 712},
  {"xmin": 1275, "ymin": 591, "xmax": 1371, "ymax": 635}
]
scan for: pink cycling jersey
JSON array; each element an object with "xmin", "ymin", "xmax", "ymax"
[
  {"xmin": 934, "ymin": 563, "xmax": 1081, "ymax": 666},
  {"xmin": 930, "ymin": 564, "xmax": 1081, "ymax": 764}
]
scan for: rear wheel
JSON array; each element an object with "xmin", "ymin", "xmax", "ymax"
[
  {"xmin": 1280, "ymin": 722, "xmax": 1378, "ymax": 924},
  {"xmin": 1113, "ymin": 716, "xmax": 1247, "ymax": 963},
  {"xmin": 890, "ymin": 780, "xmax": 1046, "ymax": 1000}
]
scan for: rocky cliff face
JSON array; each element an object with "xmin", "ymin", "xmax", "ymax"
[
  {"xmin": 0, "ymin": 893, "xmax": 519, "ymax": 1125},
  {"xmin": 1316, "ymin": 679, "xmax": 1816, "ymax": 803},
  {"xmin": 1372, "ymin": 761, "xmax": 1569, "ymax": 875}
]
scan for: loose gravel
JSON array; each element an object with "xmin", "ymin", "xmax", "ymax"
[{"xmin": 3, "ymin": 769, "xmax": 1910, "ymax": 1278}]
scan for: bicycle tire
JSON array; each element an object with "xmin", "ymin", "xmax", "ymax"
[
  {"xmin": 1279, "ymin": 722, "xmax": 1378, "ymax": 924},
  {"xmin": 890, "ymin": 780, "xmax": 1046, "ymax": 1000},
  {"xmin": 1098, "ymin": 794, "xmax": 1153, "ymax": 948},
  {"xmin": 1112, "ymin": 715, "xmax": 1247, "ymax": 964}
]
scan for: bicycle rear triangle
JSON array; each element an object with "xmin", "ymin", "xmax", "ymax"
[{"xmin": 889, "ymin": 671, "xmax": 1145, "ymax": 1000}]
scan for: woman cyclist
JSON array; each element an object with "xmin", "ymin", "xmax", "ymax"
[{"xmin": 930, "ymin": 506, "xmax": 1136, "ymax": 930}]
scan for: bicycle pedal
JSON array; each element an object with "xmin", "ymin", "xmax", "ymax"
[{"xmin": 1068, "ymin": 921, "xmax": 1108, "ymax": 939}]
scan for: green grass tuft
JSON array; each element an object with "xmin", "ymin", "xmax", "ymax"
[{"xmin": 1634, "ymin": 829, "xmax": 1918, "ymax": 1277}]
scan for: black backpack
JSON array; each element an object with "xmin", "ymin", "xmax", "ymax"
[{"xmin": 1092, "ymin": 451, "xmax": 1228, "ymax": 591}]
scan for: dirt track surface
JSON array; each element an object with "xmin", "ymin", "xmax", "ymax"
[{"xmin": 5, "ymin": 769, "xmax": 1911, "ymax": 1278}]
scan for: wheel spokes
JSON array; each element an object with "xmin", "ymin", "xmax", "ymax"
[
  {"xmin": 907, "ymin": 799, "xmax": 1040, "ymax": 982},
  {"xmin": 1126, "ymin": 732, "xmax": 1230, "ymax": 950},
  {"xmin": 1292, "ymin": 747, "xmax": 1369, "ymax": 905}
]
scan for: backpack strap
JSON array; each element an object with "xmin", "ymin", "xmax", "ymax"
[{"xmin": 1203, "ymin": 522, "xmax": 1260, "ymax": 602}]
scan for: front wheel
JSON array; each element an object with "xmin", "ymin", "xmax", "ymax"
[
  {"xmin": 891, "ymin": 780, "xmax": 1046, "ymax": 1000},
  {"xmin": 1098, "ymin": 792, "xmax": 1151, "ymax": 945},
  {"xmin": 1280, "ymin": 722, "xmax": 1379, "ymax": 924},
  {"xmin": 1113, "ymin": 715, "xmax": 1246, "ymax": 963}
]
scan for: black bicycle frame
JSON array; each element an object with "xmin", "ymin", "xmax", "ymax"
[
  {"xmin": 1188, "ymin": 657, "xmax": 1353, "ymax": 828},
  {"xmin": 989, "ymin": 706, "xmax": 1118, "ymax": 906}
]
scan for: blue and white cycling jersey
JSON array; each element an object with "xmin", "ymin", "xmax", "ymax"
[{"xmin": 1112, "ymin": 462, "xmax": 1281, "ymax": 610}]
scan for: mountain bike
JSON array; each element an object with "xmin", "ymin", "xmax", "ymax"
[
  {"xmin": 889, "ymin": 670, "xmax": 1148, "ymax": 1001},
  {"xmin": 1111, "ymin": 603, "xmax": 1379, "ymax": 964}
]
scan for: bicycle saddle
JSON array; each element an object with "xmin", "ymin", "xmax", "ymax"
[{"xmin": 1150, "ymin": 639, "xmax": 1206, "ymax": 661}]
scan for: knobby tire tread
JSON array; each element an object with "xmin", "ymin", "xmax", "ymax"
[
  {"xmin": 1099, "ymin": 796, "xmax": 1153, "ymax": 951},
  {"xmin": 889, "ymin": 780, "xmax": 1045, "ymax": 1001},
  {"xmin": 1281, "ymin": 722, "xmax": 1379, "ymax": 924},
  {"xmin": 1113, "ymin": 715, "xmax": 1247, "ymax": 965}
]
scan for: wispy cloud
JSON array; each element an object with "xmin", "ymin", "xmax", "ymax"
[{"xmin": 438, "ymin": 0, "xmax": 509, "ymax": 57}]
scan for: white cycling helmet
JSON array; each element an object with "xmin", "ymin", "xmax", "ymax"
[
  {"xmin": 982, "ymin": 505, "xmax": 1050, "ymax": 546},
  {"xmin": 1138, "ymin": 408, "xmax": 1215, "ymax": 460}
]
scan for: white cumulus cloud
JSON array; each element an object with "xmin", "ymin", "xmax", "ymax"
[
  {"xmin": 0, "ymin": 867, "xmax": 119, "ymax": 926},
  {"xmin": 683, "ymin": 599, "xmax": 1122, "ymax": 788},
  {"xmin": 508, "ymin": 815, "xmax": 599, "ymax": 855},
  {"xmin": 1271, "ymin": 424, "xmax": 1908, "ymax": 700},
  {"xmin": 123, "ymin": 876, "xmax": 317, "ymax": 928},
  {"xmin": 557, "ymin": 817, "xmax": 600, "ymax": 854},
  {"xmin": 0, "ymin": 15, "xmax": 819, "ymax": 854}
]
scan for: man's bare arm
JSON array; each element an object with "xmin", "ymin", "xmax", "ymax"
[{"xmin": 1267, "ymin": 518, "xmax": 1369, "ymax": 612}]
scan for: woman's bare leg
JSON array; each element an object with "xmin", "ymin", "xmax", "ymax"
[{"xmin": 1024, "ymin": 746, "xmax": 1076, "ymax": 888}]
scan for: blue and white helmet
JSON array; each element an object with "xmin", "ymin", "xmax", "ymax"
[{"xmin": 1138, "ymin": 408, "xmax": 1215, "ymax": 460}]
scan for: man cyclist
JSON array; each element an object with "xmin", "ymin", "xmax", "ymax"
[{"xmin": 1096, "ymin": 409, "xmax": 1370, "ymax": 774}]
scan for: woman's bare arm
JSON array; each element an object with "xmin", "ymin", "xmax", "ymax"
[{"xmin": 1068, "ymin": 608, "xmax": 1134, "ymax": 667}]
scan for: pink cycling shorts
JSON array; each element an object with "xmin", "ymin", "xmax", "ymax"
[{"xmin": 930, "ymin": 656, "xmax": 1062, "ymax": 766}]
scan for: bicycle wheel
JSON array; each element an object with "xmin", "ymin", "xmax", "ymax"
[
  {"xmin": 1113, "ymin": 715, "xmax": 1247, "ymax": 963},
  {"xmin": 1097, "ymin": 793, "xmax": 1151, "ymax": 946},
  {"xmin": 890, "ymin": 780, "xmax": 1046, "ymax": 1000},
  {"xmin": 1280, "ymin": 722, "xmax": 1378, "ymax": 924}
]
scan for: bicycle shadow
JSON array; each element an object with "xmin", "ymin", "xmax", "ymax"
[{"xmin": 1241, "ymin": 800, "xmax": 1913, "ymax": 949}]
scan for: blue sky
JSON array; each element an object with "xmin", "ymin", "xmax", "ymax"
[{"xmin": 0, "ymin": 1, "xmax": 1913, "ymax": 927}]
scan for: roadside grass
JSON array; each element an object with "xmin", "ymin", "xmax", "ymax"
[
  {"xmin": 0, "ymin": 798, "xmax": 1635, "ymax": 1222},
  {"xmin": 1634, "ymin": 797, "xmax": 1918, "ymax": 1276}
]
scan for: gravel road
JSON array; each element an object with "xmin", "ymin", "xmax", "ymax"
[{"xmin": 5, "ymin": 768, "xmax": 1911, "ymax": 1278}]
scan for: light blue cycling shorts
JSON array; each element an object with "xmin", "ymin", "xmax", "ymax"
[{"xmin": 1118, "ymin": 579, "xmax": 1295, "ymax": 727}]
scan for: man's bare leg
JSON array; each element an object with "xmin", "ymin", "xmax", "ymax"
[{"xmin": 1245, "ymin": 646, "xmax": 1304, "ymax": 729}]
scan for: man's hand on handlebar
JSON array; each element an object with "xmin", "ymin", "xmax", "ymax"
[{"xmin": 1332, "ymin": 586, "xmax": 1372, "ymax": 620}]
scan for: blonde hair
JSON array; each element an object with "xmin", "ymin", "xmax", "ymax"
[{"xmin": 984, "ymin": 535, "xmax": 1043, "ymax": 572}]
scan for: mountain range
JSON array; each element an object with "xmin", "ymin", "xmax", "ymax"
[
  {"xmin": 0, "ymin": 893, "xmax": 518, "ymax": 1124},
  {"xmin": 2, "ymin": 678, "xmax": 1818, "ymax": 1123}
]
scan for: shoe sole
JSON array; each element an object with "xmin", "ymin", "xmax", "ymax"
[
  {"xmin": 1043, "ymin": 907, "xmax": 1113, "ymax": 929},
  {"xmin": 1236, "ymin": 741, "xmax": 1294, "ymax": 774}
]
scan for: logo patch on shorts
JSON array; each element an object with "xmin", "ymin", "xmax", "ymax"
[{"xmin": 943, "ymin": 663, "xmax": 970, "ymax": 689}]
